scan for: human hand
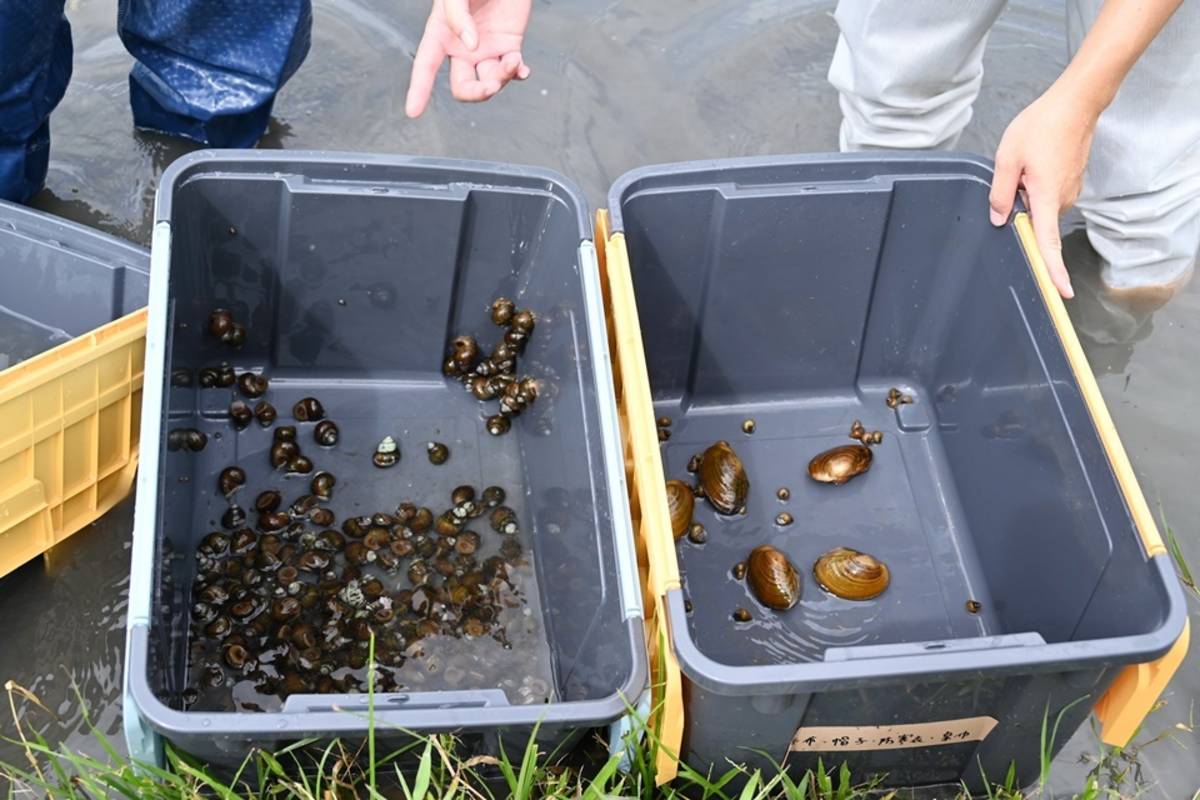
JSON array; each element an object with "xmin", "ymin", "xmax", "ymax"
[
  {"xmin": 988, "ymin": 85, "xmax": 1101, "ymax": 299},
  {"xmin": 405, "ymin": 0, "xmax": 532, "ymax": 119}
]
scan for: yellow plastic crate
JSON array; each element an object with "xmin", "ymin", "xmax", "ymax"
[{"xmin": 0, "ymin": 308, "xmax": 147, "ymax": 577}]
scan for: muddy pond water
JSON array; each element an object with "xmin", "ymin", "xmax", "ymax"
[{"xmin": 0, "ymin": 1, "xmax": 1195, "ymax": 796}]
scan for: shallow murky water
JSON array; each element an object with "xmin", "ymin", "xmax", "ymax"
[{"xmin": 0, "ymin": 0, "xmax": 1195, "ymax": 795}]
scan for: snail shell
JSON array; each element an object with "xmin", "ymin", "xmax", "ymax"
[
  {"xmin": 813, "ymin": 547, "xmax": 890, "ymax": 601},
  {"xmin": 665, "ymin": 480, "xmax": 694, "ymax": 540},
  {"xmin": 698, "ymin": 441, "xmax": 749, "ymax": 515},
  {"xmin": 491, "ymin": 297, "xmax": 515, "ymax": 326},
  {"xmin": 808, "ymin": 444, "xmax": 872, "ymax": 485},
  {"xmin": 747, "ymin": 545, "xmax": 801, "ymax": 610}
]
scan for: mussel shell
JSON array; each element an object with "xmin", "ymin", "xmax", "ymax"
[
  {"xmin": 747, "ymin": 545, "xmax": 801, "ymax": 610},
  {"xmin": 813, "ymin": 547, "xmax": 890, "ymax": 601},
  {"xmin": 665, "ymin": 480, "xmax": 694, "ymax": 540},
  {"xmin": 698, "ymin": 441, "xmax": 749, "ymax": 515},
  {"xmin": 808, "ymin": 444, "xmax": 872, "ymax": 485}
]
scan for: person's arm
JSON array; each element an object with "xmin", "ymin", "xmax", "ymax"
[
  {"xmin": 405, "ymin": 0, "xmax": 532, "ymax": 119},
  {"xmin": 988, "ymin": 0, "xmax": 1185, "ymax": 298}
]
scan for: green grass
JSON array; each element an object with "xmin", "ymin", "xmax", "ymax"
[{"xmin": 2, "ymin": 675, "xmax": 1188, "ymax": 800}]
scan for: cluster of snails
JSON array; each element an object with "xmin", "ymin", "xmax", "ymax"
[
  {"xmin": 207, "ymin": 308, "xmax": 247, "ymax": 349},
  {"xmin": 371, "ymin": 437, "xmax": 451, "ymax": 470},
  {"xmin": 443, "ymin": 298, "xmax": 539, "ymax": 436},
  {"xmin": 188, "ymin": 479, "xmax": 532, "ymax": 708}
]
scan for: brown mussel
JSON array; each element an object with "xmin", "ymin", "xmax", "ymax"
[
  {"xmin": 249, "ymin": 402, "xmax": 275, "ymax": 429},
  {"xmin": 812, "ymin": 547, "xmax": 890, "ymax": 601},
  {"xmin": 237, "ymin": 372, "xmax": 268, "ymax": 399},
  {"xmin": 807, "ymin": 444, "xmax": 872, "ymax": 485},
  {"xmin": 698, "ymin": 441, "xmax": 749, "ymax": 515},
  {"xmin": 491, "ymin": 297, "xmax": 515, "ymax": 326},
  {"xmin": 665, "ymin": 480, "xmax": 694, "ymax": 540},
  {"xmin": 218, "ymin": 466, "xmax": 246, "ymax": 496},
  {"xmin": 292, "ymin": 397, "xmax": 324, "ymax": 422},
  {"xmin": 373, "ymin": 435, "xmax": 398, "ymax": 468},
  {"xmin": 313, "ymin": 419, "xmax": 338, "ymax": 446},
  {"xmin": 747, "ymin": 545, "xmax": 801, "ymax": 610}
]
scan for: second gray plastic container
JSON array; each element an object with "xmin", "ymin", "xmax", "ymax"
[
  {"xmin": 609, "ymin": 153, "xmax": 1186, "ymax": 793},
  {"xmin": 124, "ymin": 152, "xmax": 645, "ymax": 767}
]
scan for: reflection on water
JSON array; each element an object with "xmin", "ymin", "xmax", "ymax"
[{"xmin": 0, "ymin": 0, "xmax": 1195, "ymax": 796}]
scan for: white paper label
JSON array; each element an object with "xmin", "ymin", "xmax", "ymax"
[{"xmin": 790, "ymin": 716, "xmax": 999, "ymax": 752}]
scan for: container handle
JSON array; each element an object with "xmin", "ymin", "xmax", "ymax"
[
  {"xmin": 1095, "ymin": 619, "xmax": 1191, "ymax": 747},
  {"xmin": 281, "ymin": 688, "xmax": 510, "ymax": 713}
]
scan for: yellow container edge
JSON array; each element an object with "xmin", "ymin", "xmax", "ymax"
[{"xmin": 0, "ymin": 306, "xmax": 148, "ymax": 577}]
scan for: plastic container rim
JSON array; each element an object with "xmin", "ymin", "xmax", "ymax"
[{"xmin": 602, "ymin": 151, "xmax": 1188, "ymax": 696}]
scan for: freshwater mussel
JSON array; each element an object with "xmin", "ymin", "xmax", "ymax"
[
  {"xmin": 697, "ymin": 441, "xmax": 749, "ymax": 515},
  {"xmin": 665, "ymin": 479, "xmax": 694, "ymax": 540},
  {"xmin": 812, "ymin": 547, "xmax": 890, "ymax": 601},
  {"xmin": 747, "ymin": 545, "xmax": 801, "ymax": 610},
  {"xmin": 808, "ymin": 420, "xmax": 879, "ymax": 485}
]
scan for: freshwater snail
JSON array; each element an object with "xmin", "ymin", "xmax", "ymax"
[
  {"xmin": 491, "ymin": 297, "xmax": 515, "ymax": 326},
  {"xmin": 237, "ymin": 372, "xmax": 268, "ymax": 399},
  {"xmin": 292, "ymin": 397, "xmax": 324, "ymax": 422},
  {"xmin": 313, "ymin": 420, "xmax": 338, "ymax": 446},
  {"xmin": 427, "ymin": 441, "xmax": 450, "ymax": 465},
  {"xmin": 373, "ymin": 436, "xmax": 399, "ymax": 468}
]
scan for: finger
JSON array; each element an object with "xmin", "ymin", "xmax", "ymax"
[
  {"xmin": 442, "ymin": 0, "xmax": 479, "ymax": 50},
  {"xmin": 500, "ymin": 51, "xmax": 530, "ymax": 81},
  {"xmin": 475, "ymin": 57, "xmax": 512, "ymax": 89},
  {"xmin": 450, "ymin": 57, "xmax": 499, "ymax": 102},
  {"xmin": 1030, "ymin": 189, "xmax": 1074, "ymax": 299},
  {"xmin": 405, "ymin": 32, "xmax": 447, "ymax": 118},
  {"xmin": 989, "ymin": 148, "xmax": 1021, "ymax": 226}
]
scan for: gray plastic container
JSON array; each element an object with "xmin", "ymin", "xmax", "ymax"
[
  {"xmin": 124, "ymin": 151, "xmax": 645, "ymax": 767},
  {"xmin": 0, "ymin": 200, "xmax": 149, "ymax": 368},
  {"xmin": 608, "ymin": 153, "xmax": 1186, "ymax": 793}
]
